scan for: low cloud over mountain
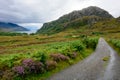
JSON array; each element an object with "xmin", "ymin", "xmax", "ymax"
[{"xmin": 0, "ymin": 0, "xmax": 120, "ymax": 23}]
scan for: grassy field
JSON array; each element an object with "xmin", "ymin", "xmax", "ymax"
[
  {"xmin": 0, "ymin": 32, "xmax": 99, "ymax": 80},
  {"xmin": 0, "ymin": 25, "xmax": 120, "ymax": 80}
]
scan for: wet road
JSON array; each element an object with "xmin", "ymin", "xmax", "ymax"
[{"xmin": 47, "ymin": 38, "xmax": 120, "ymax": 80}]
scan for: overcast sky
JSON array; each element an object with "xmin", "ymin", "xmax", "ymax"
[{"xmin": 0, "ymin": 0, "xmax": 120, "ymax": 25}]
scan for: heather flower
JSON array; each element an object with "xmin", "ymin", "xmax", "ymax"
[
  {"xmin": 50, "ymin": 53, "xmax": 69, "ymax": 62},
  {"xmin": 12, "ymin": 66, "xmax": 25, "ymax": 75},
  {"xmin": 22, "ymin": 59, "xmax": 35, "ymax": 68},
  {"xmin": 45, "ymin": 60, "xmax": 57, "ymax": 71},
  {"xmin": 22, "ymin": 59, "xmax": 44, "ymax": 73},
  {"xmin": 33, "ymin": 62, "xmax": 44, "ymax": 73}
]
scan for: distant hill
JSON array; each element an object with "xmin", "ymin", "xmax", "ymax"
[
  {"xmin": 0, "ymin": 22, "xmax": 29, "ymax": 32},
  {"xmin": 37, "ymin": 6, "xmax": 113, "ymax": 34}
]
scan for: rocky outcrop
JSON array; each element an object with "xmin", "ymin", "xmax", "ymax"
[{"xmin": 37, "ymin": 6, "xmax": 113, "ymax": 34}]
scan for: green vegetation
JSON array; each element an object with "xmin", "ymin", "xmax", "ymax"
[
  {"xmin": 37, "ymin": 15, "xmax": 120, "ymax": 36},
  {"xmin": 1, "ymin": 6, "xmax": 120, "ymax": 80},
  {"xmin": 102, "ymin": 56, "xmax": 109, "ymax": 61},
  {"xmin": 109, "ymin": 39, "xmax": 120, "ymax": 55},
  {"xmin": 0, "ymin": 37, "xmax": 98, "ymax": 80},
  {"xmin": 110, "ymin": 39, "xmax": 120, "ymax": 49},
  {"xmin": 0, "ymin": 6, "xmax": 120, "ymax": 80},
  {"xmin": 37, "ymin": 6, "xmax": 113, "ymax": 34},
  {"xmin": 0, "ymin": 32, "xmax": 28, "ymax": 36},
  {"xmin": 83, "ymin": 37, "xmax": 98, "ymax": 49}
]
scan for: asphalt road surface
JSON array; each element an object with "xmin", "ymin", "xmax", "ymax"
[{"xmin": 47, "ymin": 38, "xmax": 120, "ymax": 80}]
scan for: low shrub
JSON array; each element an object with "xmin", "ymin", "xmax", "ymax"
[
  {"xmin": 32, "ymin": 52, "xmax": 47, "ymax": 63},
  {"xmin": 68, "ymin": 52, "xmax": 78, "ymax": 59},
  {"xmin": 110, "ymin": 39, "xmax": 120, "ymax": 48},
  {"xmin": 22, "ymin": 59, "xmax": 44, "ymax": 74},
  {"xmin": 83, "ymin": 37, "xmax": 98, "ymax": 49},
  {"xmin": 32, "ymin": 61, "xmax": 44, "ymax": 73},
  {"xmin": 57, "ymin": 40, "xmax": 85, "ymax": 56},
  {"xmin": 22, "ymin": 59, "xmax": 34, "ymax": 69},
  {"xmin": 109, "ymin": 39, "xmax": 120, "ymax": 54},
  {"xmin": 45, "ymin": 60, "xmax": 57, "ymax": 71},
  {"xmin": 50, "ymin": 53, "xmax": 70, "ymax": 62},
  {"xmin": 1, "ymin": 55, "xmax": 21, "ymax": 69},
  {"xmin": 2, "ymin": 59, "xmax": 45, "ymax": 79},
  {"xmin": 0, "ymin": 70, "xmax": 3, "ymax": 78},
  {"xmin": 1, "ymin": 60, "xmax": 14, "ymax": 70},
  {"xmin": 70, "ymin": 41, "xmax": 85, "ymax": 52},
  {"xmin": 12, "ymin": 66, "xmax": 25, "ymax": 76},
  {"xmin": 2, "ymin": 70, "xmax": 15, "ymax": 80},
  {"xmin": 68, "ymin": 60, "xmax": 74, "ymax": 65}
]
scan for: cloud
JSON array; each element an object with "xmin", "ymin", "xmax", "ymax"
[
  {"xmin": 18, "ymin": 23, "xmax": 43, "ymax": 30},
  {"xmin": 18, "ymin": 23, "xmax": 43, "ymax": 29},
  {"xmin": 0, "ymin": 0, "xmax": 120, "ymax": 23}
]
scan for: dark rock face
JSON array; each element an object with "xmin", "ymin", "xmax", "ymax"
[
  {"xmin": 59, "ymin": 6, "xmax": 113, "ymax": 21},
  {"xmin": 37, "ymin": 6, "xmax": 113, "ymax": 34},
  {"xmin": 0, "ymin": 22, "xmax": 29, "ymax": 32}
]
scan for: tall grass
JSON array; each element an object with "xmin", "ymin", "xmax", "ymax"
[
  {"xmin": 110, "ymin": 39, "xmax": 120, "ymax": 48},
  {"xmin": 109, "ymin": 39, "xmax": 120, "ymax": 52}
]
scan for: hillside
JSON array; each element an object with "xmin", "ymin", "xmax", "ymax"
[
  {"xmin": 0, "ymin": 22, "xmax": 29, "ymax": 32},
  {"xmin": 37, "ymin": 6, "xmax": 113, "ymax": 34}
]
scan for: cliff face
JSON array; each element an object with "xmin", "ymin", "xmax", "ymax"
[{"xmin": 37, "ymin": 6, "xmax": 113, "ymax": 34}]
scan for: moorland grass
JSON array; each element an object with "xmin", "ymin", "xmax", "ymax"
[{"xmin": 0, "ymin": 37, "xmax": 98, "ymax": 80}]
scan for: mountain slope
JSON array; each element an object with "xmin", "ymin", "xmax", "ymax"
[
  {"xmin": 37, "ymin": 6, "xmax": 113, "ymax": 34},
  {"xmin": 0, "ymin": 22, "xmax": 29, "ymax": 32}
]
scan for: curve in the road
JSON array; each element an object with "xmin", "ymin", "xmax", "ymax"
[{"xmin": 47, "ymin": 38, "xmax": 120, "ymax": 80}]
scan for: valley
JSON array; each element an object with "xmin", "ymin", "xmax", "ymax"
[{"xmin": 0, "ymin": 6, "xmax": 120, "ymax": 80}]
